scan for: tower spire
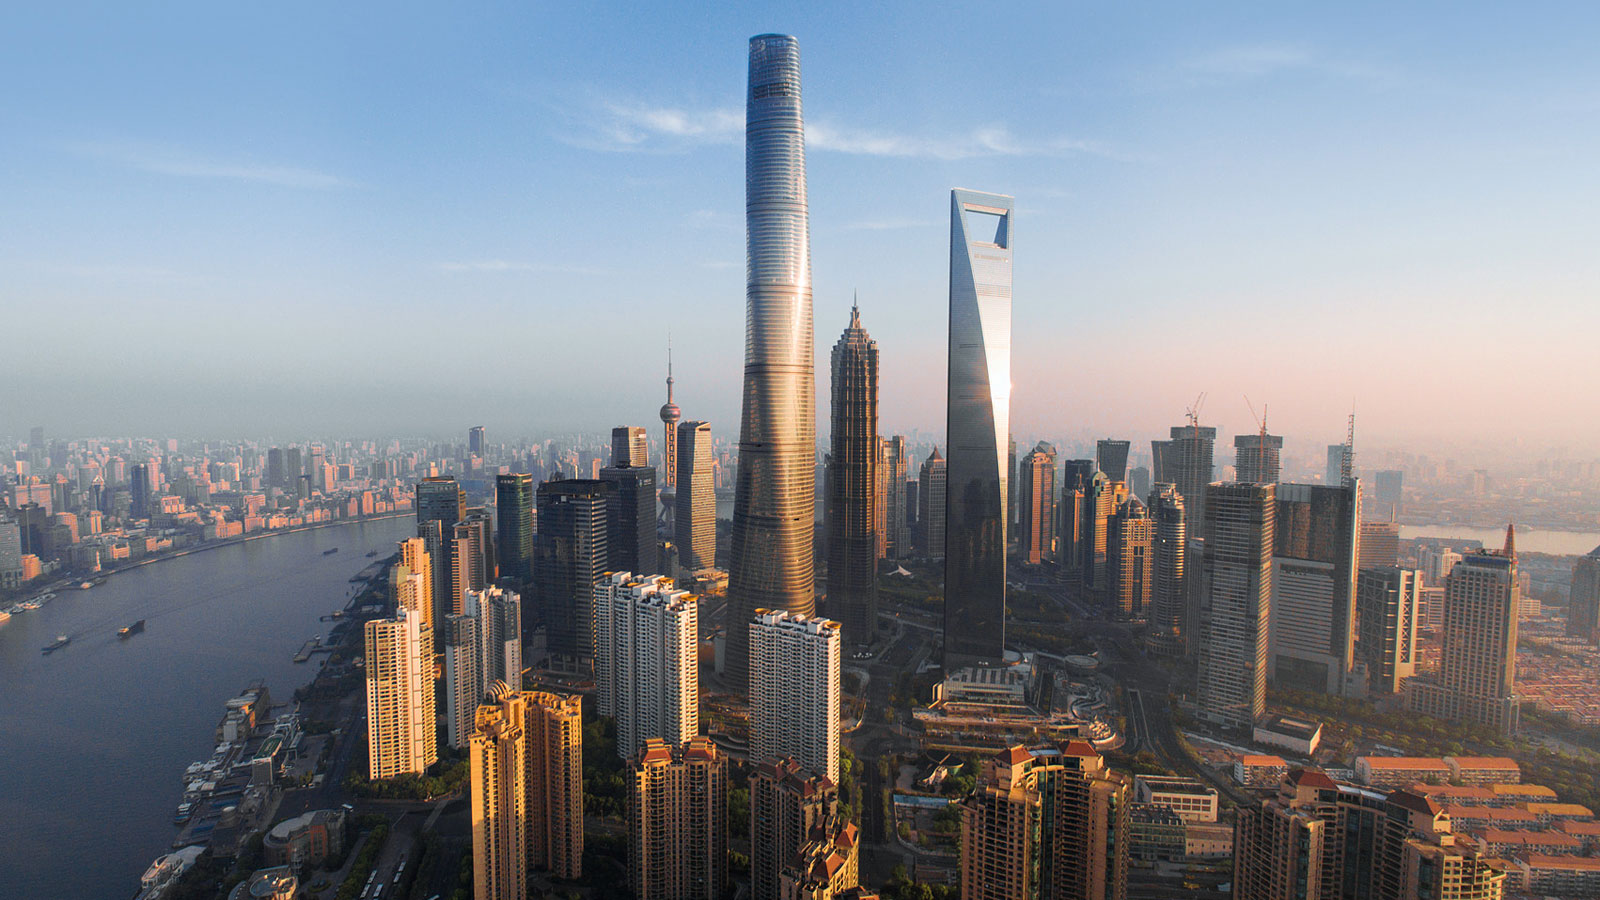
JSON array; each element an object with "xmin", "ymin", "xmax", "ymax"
[{"xmin": 1503, "ymin": 522, "xmax": 1517, "ymax": 559}]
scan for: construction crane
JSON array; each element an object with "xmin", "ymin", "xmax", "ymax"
[
  {"xmin": 1244, "ymin": 395, "xmax": 1268, "ymax": 440},
  {"xmin": 1185, "ymin": 392, "xmax": 1208, "ymax": 429}
]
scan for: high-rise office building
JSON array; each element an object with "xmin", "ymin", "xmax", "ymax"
[
  {"xmin": 725, "ymin": 34, "xmax": 817, "ymax": 693},
  {"xmin": 364, "ymin": 608, "xmax": 437, "ymax": 779},
  {"xmin": 1149, "ymin": 440, "xmax": 1173, "ymax": 486},
  {"xmin": 916, "ymin": 448, "xmax": 947, "ymax": 559},
  {"xmin": 535, "ymin": 480, "xmax": 611, "ymax": 672},
  {"xmin": 612, "ymin": 426, "xmax": 648, "ymax": 468},
  {"xmin": 284, "ymin": 447, "xmax": 302, "ymax": 490},
  {"xmin": 750, "ymin": 758, "xmax": 845, "ymax": 900},
  {"xmin": 1083, "ymin": 474, "xmax": 1128, "ymax": 590},
  {"xmin": 944, "ymin": 188, "xmax": 1013, "ymax": 668},
  {"xmin": 1357, "ymin": 567, "xmax": 1420, "ymax": 694},
  {"xmin": 959, "ymin": 742, "xmax": 1131, "ymax": 900},
  {"xmin": 674, "ymin": 421, "xmax": 716, "ymax": 573},
  {"xmin": 496, "ymin": 473, "xmax": 535, "ymax": 584},
  {"xmin": 468, "ymin": 686, "xmax": 585, "ymax": 888},
  {"xmin": 417, "ymin": 476, "xmax": 465, "ymax": 619},
  {"xmin": 452, "ymin": 510, "xmax": 495, "ymax": 614},
  {"xmin": 1407, "ymin": 531, "xmax": 1521, "ymax": 734},
  {"xmin": 905, "ymin": 477, "xmax": 919, "ymax": 542},
  {"xmin": 0, "ymin": 517, "xmax": 23, "ymax": 589},
  {"xmin": 627, "ymin": 736, "xmax": 728, "ymax": 900},
  {"xmin": 1128, "ymin": 466, "xmax": 1150, "ymax": 501},
  {"xmin": 1569, "ymin": 545, "xmax": 1600, "ymax": 643},
  {"xmin": 1325, "ymin": 444, "xmax": 1351, "ymax": 486},
  {"xmin": 1358, "ymin": 520, "xmax": 1400, "ymax": 570},
  {"xmin": 1419, "ymin": 545, "xmax": 1462, "ymax": 586},
  {"xmin": 1270, "ymin": 482, "xmax": 1361, "ymax": 695},
  {"xmin": 442, "ymin": 613, "xmax": 480, "ymax": 750},
  {"xmin": 1017, "ymin": 442, "xmax": 1057, "ymax": 566},
  {"xmin": 601, "ymin": 463, "xmax": 659, "ymax": 578},
  {"xmin": 1234, "ymin": 432, "xmax": 1284, "ymax": 485},
  {"xmin": 826, "ymin": 305, "xmax": 879, "ymax": 646},
  {"xmin": 594, "ymin": 572, "xmax": 699, "ymax": 761},
  {"xmin": 749, "ymin": 610, "xmax": 840, "ymax": 784},
  {"xmin": 467, "ymin": 586, "xmax": 522, "ymax": 692},
  {"xmin": 1146, "ymin": 484, "xmax": 1188, "ymax": 658},
  {"xmin": 469, "ymin": 426, "xmax": 486, "ymax": 457},
  {"xmin": 266, "ymin": 447, "xmax": 286, "ymax": 489},
  {"xmin": 1107, "ymin": 499, "xmax": 1154, "ymax": 619},
  {"xmin": 881, "ymin": 436, "xmax": 910, "ymax": 560},
  {"xmin": 1168, "ymin": 425, "xmax": 1217, "ymax": 530},
  {"xmin": 1059, "ymin": 460, "xmax": 1095, "ymax": 578},
  {"xmin": 1373, "ymin": 469, "xmax": 1403, "ymax": 516},
  {"xmin": 1234, "ymin": 769, "xmax": 1506, "ymax": 900},
  {"xmin": 130, "ymin": 463, "xmax": 151, "ymax": 519},
  {"xmin": 1095, "ymin": 439, "xmax": 1131, "ymax": 483},
  {"xmin": 1196, "ymin": 482, "xmax": 1275, "ymax": 732}
]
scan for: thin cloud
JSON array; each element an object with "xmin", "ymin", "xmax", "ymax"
[
  {"xmin": 1177, "ymin": 43, "xmax": 1397, "ymax": 86},
  {"xmin": 436, "ymin": 260, "xmax": 606, "ymax": 276},
  {"xmin": 569, "ymin": 101, "xmax": 742, "ymax": 151},
  {"xmin": 809, "ymin": 122, "xmax": 1115, "ymax": 161},
  {"xmin": 567, "ymin": 98, "xmax": 1119, "ymax": 160},
  {"xmin": 66, "ymin": 140, "xmax": 347, "ymax": 189}
]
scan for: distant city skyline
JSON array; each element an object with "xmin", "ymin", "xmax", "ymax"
[{"xmin": 5, "ymin": 4, "xmax": 1600, "ymax": 448}]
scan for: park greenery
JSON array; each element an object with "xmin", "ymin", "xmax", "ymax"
[
  {"xmin": 334, "ymin": 821, "xmax": 390, "ymax": 900},
  {"xmin": 1272, "ymin": 687, "xmax": 1600, "ymax": 813}
]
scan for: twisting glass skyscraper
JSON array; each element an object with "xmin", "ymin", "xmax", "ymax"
[
  {"xmin": 726, "ymin": 34, "xmax": 815, "ymax": 691},
  {"xmin": 944, "ymin": 189, "xmax": 1013, "ymax": 668}
]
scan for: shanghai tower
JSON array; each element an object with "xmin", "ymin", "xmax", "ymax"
[{"xmin": 725, "ymin": 34, "xmax": 815, "ymax": 692}]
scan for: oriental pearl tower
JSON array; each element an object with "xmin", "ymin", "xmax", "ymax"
[{"xmin": 658, "ymin": 343, "xmax": 681, "ymax": 533}]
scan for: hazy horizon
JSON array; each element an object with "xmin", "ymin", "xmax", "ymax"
[{"xmin": 4, "ymin": 3, "xmax": 1598, "ymax": 451}]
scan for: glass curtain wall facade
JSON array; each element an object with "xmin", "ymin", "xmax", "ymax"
[
  {"xmin": 726, "ymin": 34, "xmax": 816, "ymax": 691},
  {"xmin": 943, "ymin": 188, "xmax": 1013, "ymax": 667}
]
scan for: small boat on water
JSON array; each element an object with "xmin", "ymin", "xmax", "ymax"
[
  {"xmin": 42, "ymin": 635, "xmax": 70, "ymax": 654},
  {"xmin": 323, "ymin": 547, "xmax": 339, "ymax": 556},
  {"xmin": 365, "ymin": 550, "xmax": 380, "ymax": 557},
  {"xmin": 119, "ymin": 620, "xmax": 146, "ymax": 639}
]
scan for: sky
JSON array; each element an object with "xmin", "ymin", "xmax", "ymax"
[{"xmin": 3, "ymin": 2, "xmax": 1598, "ymax": 456}]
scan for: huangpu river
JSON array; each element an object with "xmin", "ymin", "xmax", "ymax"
[
  {"xmin": 1400, "ymin": 524, "xmax": 1600, "ymax": 556},
  {"xmin": 0, "ymin": 515, "xmax": 416, "ymax": 899}
]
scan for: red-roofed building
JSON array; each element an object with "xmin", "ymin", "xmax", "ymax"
[
  {"xmin": 1444, "ymin": 756, "xmax": 1521, "ymax": 785},
  {"xmin": 1512, "ymin": 853, "xmax": 1600, "ymax": 896},
  {"xmin": 1354, "ymin": 756, "xmax": 1452, "ymax": 788},
  {"xmin": 1472, "ymin": 828, "xmax": 1584, "ymax": 857},
  {"xmin": 1234, "ymin": 755, "xmax": 1289, "ymax": 787},
  {"xmin": 1559, "ymin": 819, "xmax": 1600, "ymax": 852}
]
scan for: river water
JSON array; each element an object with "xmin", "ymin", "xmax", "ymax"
[
  {"xmin": 0, "ymin": 515, "xmax": 416, "ymax": 900},
  {"xmin": 1399, "ymin": 524, "xmax": 1600, "ymax": 556}
]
